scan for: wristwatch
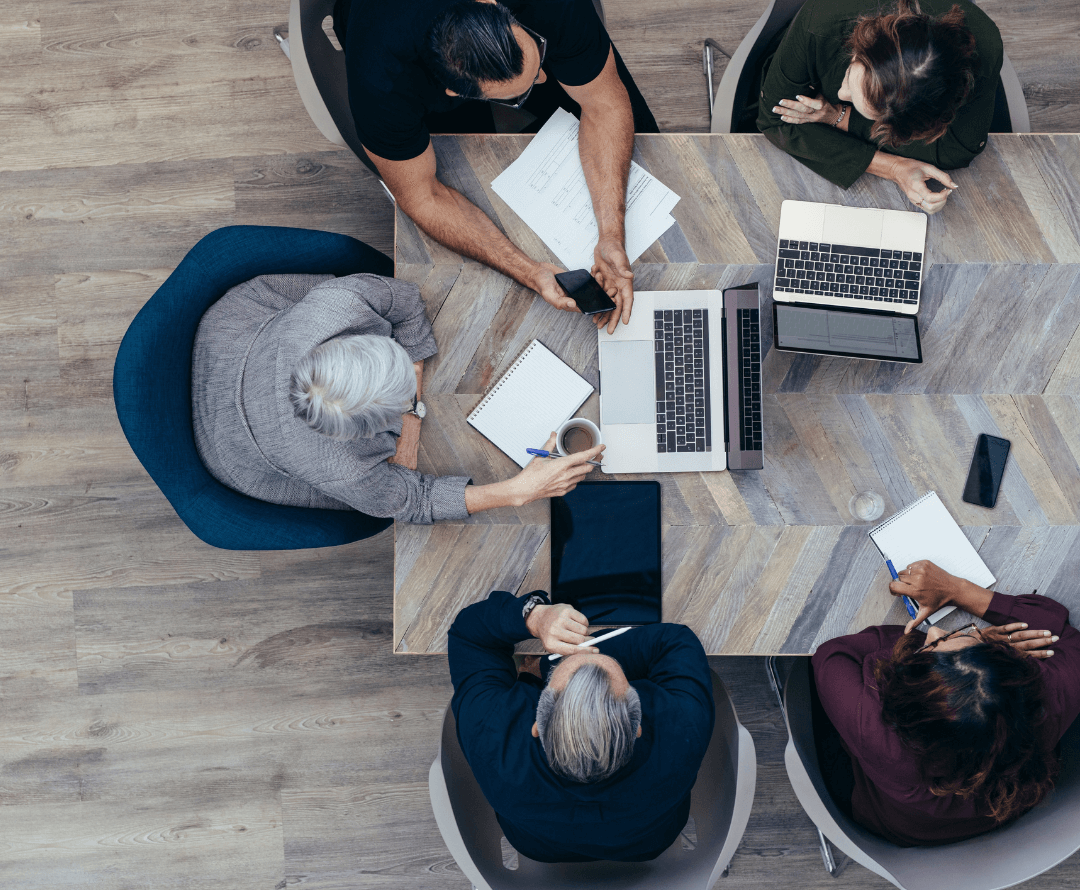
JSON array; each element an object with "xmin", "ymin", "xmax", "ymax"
[
  {"xmin": 406, "ymin": 394, "xmax": 426, "ymax": 419},
  {"xmin": 521, "ymin": 593, "xmax": 550, "ymax": 620}
]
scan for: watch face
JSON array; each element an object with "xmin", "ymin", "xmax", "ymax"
[{"xmin": 414, "ymin": 400, "xmax": 427, "ymax": 419}]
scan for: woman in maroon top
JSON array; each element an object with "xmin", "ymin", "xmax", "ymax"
[{"xmin": 812, "ymin": 559, "xmax": 1080, "ymax": 846}]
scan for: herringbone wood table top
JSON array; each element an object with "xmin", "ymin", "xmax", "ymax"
[{"xmin": 394, "ymin": 133, "xmax": 1080, "ymax": 655}]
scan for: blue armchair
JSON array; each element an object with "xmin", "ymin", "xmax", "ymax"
[{"xmin": 113, "ymin": 225, "xmax": 395, "ymax": 550}]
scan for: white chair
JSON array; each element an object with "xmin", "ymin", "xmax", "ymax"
[
  {"xmin": 429, "ymin": 670, "xmax": 756, "ymax": 890},
  {"xmin": 705, "ymin": 0, "xmax": 1031, "ymax": 134},
  {"xmin": 770, "ymin": 656, "xmax": 1080, "ymax": 890}
]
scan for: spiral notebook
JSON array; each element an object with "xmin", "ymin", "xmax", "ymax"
[
  {"xmin": 869, "ymin": 491, "xmax": 996, "ymax": 623},
  {"xmin": 467, "ymin": 340, "xmax": 594, "ymax": 468}
]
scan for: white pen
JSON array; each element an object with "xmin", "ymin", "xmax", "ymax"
[{"xmin": 548, "ymin": 625, "xmax": 633, "ymax": 661}]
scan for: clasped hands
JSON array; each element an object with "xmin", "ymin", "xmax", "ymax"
[
  {"xmin": 889, "ymin": 559, "xmax": 1057, "ymax": 658},
  {"xmin": 774, "ymin": 93, "xmax": 959, "ymax": 215},
  {"xmin": 531, "ymin": 237, "xmax": 634, "ymax": 335},
  {"xmin": 525, "ymin": 602, "xmax": 600, "ymax": 657}
]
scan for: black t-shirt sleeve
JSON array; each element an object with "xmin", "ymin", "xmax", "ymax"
[
  {"xmin": 529, "ymin": 0, "xmax": 610, "ymax": 87},
  {"xmin": 348, "ymin": 69, "xmax": 434, "ymax": 163}
]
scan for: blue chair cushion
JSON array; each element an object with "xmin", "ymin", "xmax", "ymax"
[{"xmin": 113, "ymin": 225, "xmax": 395, "ymax": 550}]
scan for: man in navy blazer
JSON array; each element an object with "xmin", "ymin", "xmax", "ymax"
[{"xmin": 447, "ymin": 590, "xmax": 715, "ymax": 862}]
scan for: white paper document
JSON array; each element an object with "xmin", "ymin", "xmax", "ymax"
[{"xmin": 491, "ymin": 108, "xmax": 680, "ymax": 271}]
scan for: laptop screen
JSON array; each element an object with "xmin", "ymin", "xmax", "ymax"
[{"xmin": 773, "ymin": 303, "xmax": 922, "ymax": 363}]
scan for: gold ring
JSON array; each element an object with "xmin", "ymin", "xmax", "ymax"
[{"xmin": 1008, "ymin": 633, "xmax": 1012, "ymax": 641}]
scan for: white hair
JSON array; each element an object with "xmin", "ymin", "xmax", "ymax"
[
  {"xmin": 535, "ymin": 663, "xmax": 642, "ymax": 784},
  {"xmin": 289, "ymin": 334, "xmax": 416, "ymax": 440}
]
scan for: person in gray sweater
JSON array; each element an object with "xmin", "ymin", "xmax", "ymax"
[{"xmin": 191, "ymin": 272, "xmax": 602, "ymax": 524}]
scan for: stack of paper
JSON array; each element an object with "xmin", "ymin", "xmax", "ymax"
[{"xmin": 491, "ymin": 108, "xmax": 680, "ymax": 271}]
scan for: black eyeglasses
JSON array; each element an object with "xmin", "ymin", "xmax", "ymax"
[
  {"xmin": 918, "ymin": 623, "xmax": 982, "ymax": 653},
  {"xmin": 482, "ymin": 23, "xmax": 547, "ymax": 109}
]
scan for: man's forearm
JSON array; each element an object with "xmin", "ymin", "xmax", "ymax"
[
  {"xmin": 401, "ymin": 180, "xmax": 540, "ymax": 289},
  {"xmin": 577, "ymin": 81, "xmax": 633, "ymax": 243}
]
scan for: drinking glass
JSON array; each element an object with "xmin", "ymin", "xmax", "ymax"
[{"xmin": 849, "ymin": 490, "xmax": 884, "ymax": 522}]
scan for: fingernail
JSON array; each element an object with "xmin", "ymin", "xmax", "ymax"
[
  {"xmin": 1046, "ymin": 650, "xmax": 1054, "ymax": 656},
  {"xmin": 1044, "ymin": 630, "xmax": 1051, "ymax": 636},
  {"xmin": 1052, "ymin": 636, "xmax": 1060, "ymax": 642},
  {"xmin": 1022, "ymin": 624, "xmax": 1028, "ymax": 628},
  {"xmin": 592, "ymin": 648, "xmax": 599, "ymax": 653}
]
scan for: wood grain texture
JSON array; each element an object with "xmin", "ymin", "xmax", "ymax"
[
  {"xmin": 395, "ymin": 134, "xmax": 1080, "ymax": 655},
  {"xmin": 2, "ymin": 0, "xmax": 1080, "ymax": 886}
]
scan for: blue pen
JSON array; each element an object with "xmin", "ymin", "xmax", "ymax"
[
  {"xmin": 526, "ymin": 447, "xmax": 602, "ymax": 468},
  {"xmin": 885, "ymin": 557, "xmax": 920, "ymax": 621}
]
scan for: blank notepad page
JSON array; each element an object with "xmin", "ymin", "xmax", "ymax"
[
  {"xmin": 870, "ymin": 491, "xmax": 996, "ymax": 588},
  {"xmin": 467, "ymin": 340, "xmax": 594, "ymax": 468}
]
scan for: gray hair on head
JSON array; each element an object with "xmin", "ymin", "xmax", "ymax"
[
  {"xmin": 289, "ymin": 334, "xmax": 415, "ymax": 440},
  {"xmin": 535, "ymin": 662, "xmax": 642, "ymax": 784}
]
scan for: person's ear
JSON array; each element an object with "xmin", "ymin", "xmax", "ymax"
[
  {"xmin": 531, "ymin": 722, "xmax": 539, "ymax": 738},
  {"xmin": 637, "ymin": 725, "xmax": 642, "ymax": 738}
]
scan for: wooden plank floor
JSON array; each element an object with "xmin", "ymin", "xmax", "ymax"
[{"xmin": 0, "ymin": 0, "xmax": 1078, "ymax": 887}]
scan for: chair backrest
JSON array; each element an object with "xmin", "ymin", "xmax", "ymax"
[
  {"xmin": 991, "ymin": 51, "xmax": 1031, "ymax": 133},
  {"xmin": 112, "ymin": 225, "xmax": 394, "ymax": 551},
  {"xmin": 289, "ymin": 0, "xmax": 381, "ymax": 175},
  {"xmin": 782, "ymin": 657, "xmax": 1080, "ymax": 890},
  {"xmin": 710, "ymin": 0, "xmax": 807, "ymax": 133},
  {"xmin": 429, "ymin": 671, "xmax": 755, "ymax": 890}
]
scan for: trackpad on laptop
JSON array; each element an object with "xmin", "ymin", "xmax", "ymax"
[{"xmin": 600, "ymin": 341, "xmax": 655, "ymax": 424}]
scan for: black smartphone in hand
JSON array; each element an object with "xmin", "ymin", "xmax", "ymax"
[
  {"xmin": 962, "ymin": 433, "xmax": 1011, "ymax": 508},
  {"xmin": 554, "ymin": 269, "xmax": 618, "ymax": 316}
]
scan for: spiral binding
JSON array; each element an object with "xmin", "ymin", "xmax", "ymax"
[{"xmin": 870, "ymin": 491, "xmax": 936, "ymax": 536}]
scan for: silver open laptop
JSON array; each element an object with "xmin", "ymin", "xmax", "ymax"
[
  {"xmin": 597, "ymin": 287, "xmax": 763, "ymax": 474},
  {"xmin": 773, "ymin": 200, "xmax": 928, "ymax": 315}
]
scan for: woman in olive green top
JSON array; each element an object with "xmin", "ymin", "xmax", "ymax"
[{"xmin": 757, "ymin": 0, "xmax": 1002, "ymax": 214}]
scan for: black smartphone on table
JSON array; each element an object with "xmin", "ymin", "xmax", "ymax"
[
  {"xmin": 962, "ymin": 433, "xmax": 1011, "ymax": 508},
  {"xmin": 554, "ymin": 269, "xmax": 618, "ymax": 316}
]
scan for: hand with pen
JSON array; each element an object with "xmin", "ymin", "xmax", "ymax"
[
  {"xmin": 463, "ymin": 432, "xmax": 604, "ymax": 513},
  {"xmin": 510, "ymin": 431, "xmax": 605, "ymax": 503},
  {"xmin": 889, "ymin": 560, "xmax": 1056, "ymax": 656},
  {"xmin": 525, "ymin": 602, "xmax": 599, "ymax": 657}
]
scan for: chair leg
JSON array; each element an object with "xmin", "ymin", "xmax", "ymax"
[
  {"xmin": 702, "ymin": 39, "xmax": 732, "ymax": 122},
  {"xmin": 273, "ymin": 29, "xmax": 291, "ymax": 60},
  {"xmin": 817, "ymin": 828, "xmax": 836, "ymax": 874},
  {"xmin": 765, "ymin": 655, "xmax": 785, "ymax": 714}
]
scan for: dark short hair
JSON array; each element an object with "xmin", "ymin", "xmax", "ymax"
[
  {"xmin": 874, "ymin": 633, "xmax": 1057, "ymax": 823},
  {"xmin": 426, "ymin": 1, "xmax": 524, "ymax": 99},
  {"xmin": 846, "ymin": 0, "xmax": 977, "ymax": 147}
]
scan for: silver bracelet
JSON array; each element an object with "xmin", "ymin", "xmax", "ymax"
[{"xmin": 833, "ymin": 104, "xmax": 848, "ymax": 128}]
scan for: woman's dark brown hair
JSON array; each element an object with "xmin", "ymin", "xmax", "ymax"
[
  {"xmin": 874, "ymin": 634, "xmax": 1057, "ymax": 823},
  {"xmin": 845, "ymin": 0, "xmax": 977, "ymax": 147}
]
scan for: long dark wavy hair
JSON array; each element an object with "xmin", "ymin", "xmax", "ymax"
[
  {"xmin": 874, "ymin": 633, "xmax": 1057, "ymax": 823},
  {"xmin": 845, "ymin": 0, "xmax": 977, "ymax": 147}
]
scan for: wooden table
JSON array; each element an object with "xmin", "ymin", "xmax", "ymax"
[{"xmin": 393, "ymin": 132, "xmax": 1080, "ymax": 655}]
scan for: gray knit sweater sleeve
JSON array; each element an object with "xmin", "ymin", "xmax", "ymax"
[{"xmin": 316, "ymin": 461, "xmax": 471, "ymax": 524}]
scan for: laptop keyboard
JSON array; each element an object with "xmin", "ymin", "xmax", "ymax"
[
  {"xmin": 654, "ymin": 309, "xmax": 712, "ymax": 453},
  {"xmin": 737, "ymin": 308, "xmax": 763, "ymax": 452},
  {"xmin": 774, "ymin": 240, "xmax": 922, "ymax": 305}
]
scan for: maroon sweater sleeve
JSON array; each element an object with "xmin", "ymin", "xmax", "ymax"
[{"xmin": 985, "ymin": 593, "xmax": 1080, "ymax": 740}]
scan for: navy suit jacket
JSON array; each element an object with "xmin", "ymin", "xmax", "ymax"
[{"xmin": 447, "ymin": 591, "xmax": 714, "ymax": 862}]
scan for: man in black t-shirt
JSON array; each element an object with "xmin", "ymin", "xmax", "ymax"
[{"xmin": 335, "ymin": 0, "xmax": 659, "ymax": 333}]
